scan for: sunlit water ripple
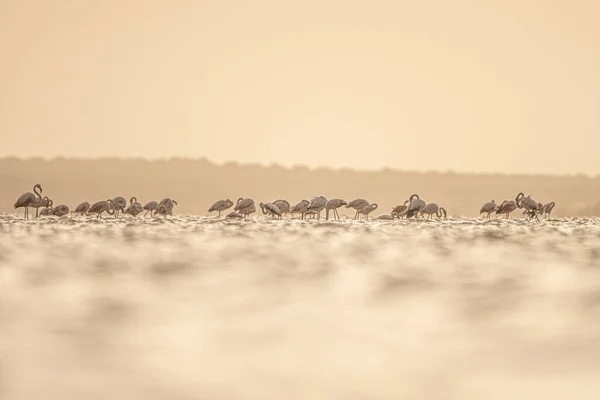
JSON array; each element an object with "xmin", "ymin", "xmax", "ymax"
[{"xmin": 2, "ymin": 215, "xmax": 600, "ymax": 399}]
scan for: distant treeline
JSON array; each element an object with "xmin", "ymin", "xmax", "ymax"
[{"xmin": 0, "ymin": 157, "xmax": 598, "ymax": 217}]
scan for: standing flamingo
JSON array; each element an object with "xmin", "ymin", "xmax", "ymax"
[
  {"xmin": 516, "ymin": 193, "xmax": 538, "ymax": 212},
  {"xmin": 208, "ymin": 199, "xmax": 234, "ymax": 218},
  {"xmin": 13, "ymin": 184, "xmax": 43, "ymax": 219},
  {"xmin": 325, "ymin": 199, "xmax": 347, "ymax": 220},
  {"xmin": 346, "ymin": 199, "xmax": 369, "ymax": 220},
  {"xmin": 480, "ymin": 200, "xmax": 497, "ymax": 220}
]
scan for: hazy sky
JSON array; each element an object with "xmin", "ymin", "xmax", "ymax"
[{"xmin": 1, "ymin": 1, "xmax": 599, "ymax": 174}]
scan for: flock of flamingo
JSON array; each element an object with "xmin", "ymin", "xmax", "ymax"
[
  {"xmin": 11, "ymin": 184, "xmax": 556, "ymax": 221},
  {"xmin": 12, "ymin": 184, "xmax": 177, "ymax": 220}
]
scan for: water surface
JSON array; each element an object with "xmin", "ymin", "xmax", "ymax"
[{"xmin": 2, "ymin": 215, "xmax": 600, "ymax": 399}]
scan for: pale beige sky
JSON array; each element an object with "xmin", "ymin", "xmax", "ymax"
[{"xmin": 1, "ymin": 0, "xmax": 599, "ymax": 174}]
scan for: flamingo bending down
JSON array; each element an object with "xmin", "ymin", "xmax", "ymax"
[
  {"xmin": 480, "ymin": 200, "xmax": 497, "ymax": 220},
  {"xmin": 358, "ymin": 203, "xmax": 378, "ymax": 220},
  {"xmin": 32, "ymin": 195, "xmax": 51, "ymax": 218},
  {"xmin": 51, "ymin": 204, "xmax": 70, "ymax": 217},
  {"xmin": 74, "ymin": 201, "xmax": 90, "ymax": 215},
  {"xmin": 325, "ymin": 199, "xmax": 347, "ymax": 220},
  {"xmin": 496, "ymin": 200, "xmax": 517, "ymax": 219},
  {"xmin": 307, "ymin": 196, "xmax": 327, "ymax": 220},
  {"xmin": 346, "ymin": 199, "xmax": 369, "ymax": 220},
  {"xmin": 14, "ymin": 184, "xmax": 43, "ymax": 219},
  {"xmin": 208, "ymin": 199, "xmax": 234, "ymax": 218},
  {"xmin": 543, "ymin": 202, "xmax": 556, "ymax": 218},
  {"xmin": 156, "ymin": 198, "xmax": 177, "ymax": 218},
  {"xmin": 260, "ymin": 202, "xmax": 282, "ymax": 219},
  {"xmin": 420, "ymin": 203, "xmax": 447, "ymax": 219},
  {"xmin": 234, "ymin": 198, "xmax": 256, "ymax": 218},
  {"xmin": 392, "ymin": 201, "xmax": 409, "ymax": 219},
  {"xmin": 87, "ymin": 199, "xmax": 116, "ymax": 219},
  {"xmin": 39, "ymin": 199, "xmax": 54, "ymax": 216},
  {"xmin": 124, "ymin": 197, "xmax": 144, "ymax": 217},
  {"xmin": 112, "ymin": 196, "xmax": 127, "ymax": 218},
  {"xmin": 406, "ymin": 194, "xmax": 426, "ymax": 219},
  {"xmin": 273, "ymin": 199, "xmax": 291, "ymax": 216},
  {"xmin": 226, "ymin": 211, "xmax": 245, "ymax": 219},
  {"xmin": 143, "ymin": 201, "xmax": 158, "ymax": 217},
  {"xmin": 290, "ymin": 199, "xmax": 310, "ymax": 220}
]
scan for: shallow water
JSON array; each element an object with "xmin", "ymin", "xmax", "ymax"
[{"xmin": 2, "ymin": 215, "xmax": 600, "ymax": 399}]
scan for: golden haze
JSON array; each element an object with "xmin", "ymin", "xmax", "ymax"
[{"xmin": 0, "ymin": 1, "xmax": 599, "ymax": 175}]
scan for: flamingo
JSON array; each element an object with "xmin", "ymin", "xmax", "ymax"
[
  {"xmin": 234, "ymin": 198, "xmax": 256, "ymax": 219},
  {"xmin": 51, "ymin": 204, "xmax": 70, "ymax": 217},
  {"xmin": 346, "ymin": 199, "xmax": 369, "ymax": 220},
  {"xmin": 143, "ymin": 201, "xmax": 158, "ymax": 217},
  {"xmin": 358, "ymin": 203, "xmax": 378, "ymax": 220},
  {"xmin": 14, "ymin": 184, "xmax": 43, "ymax": 219},
  {"xmin": 480, "ymin": 200, "xmax": 497, "ymax": 220},
  {"xmin": 290, "ymin": 199, "xmax": 310, "ymax": 220},
  {"xmin": 516, "ymin": 193, "xmax": 538, "ymax": 212},
  {"xmin": 543, "ymin": 202, "xmax": 556, "ymax": 218},
  {"xmin": 225, "ymin": 211, "xmax": 245, "ymax": 219},
  {"xmin": 74, "ymin": 201, "xmax": 90, "ymax": 215},
  {"xmin": 307, "ymin": 196, "xmax": 327, "ymax": 220},
  {"xmin": 208, "ymin": 199, "xmax": 234, "ymax": 218},
  {"xmin": 391, "ymin": 201, "xmax": 409, "ymax": 219},
  {"xmin": 156, "ymin": 198, "xmax": 178, "ymax": 218},
  {"xmin": 273, "ymin": 199, "xmax": 291, "ymax": 216},
  {"xmin": 39, "ymin": 199, "xmax": 54, "ymax": 216},
  {"xmin": 420, "ymin": 203, "xmax": 447, "ymax": 219},
  {"xmin": 124, "ymin": 197, "xmax": 144, "ymax": 217},
  {"xmin": 376, "ymin": 214, "xmax": 394, "ymax": 220},
  {"xmin": 406, "ymin": 194, "xmax": 426, "ymax": 219},
  {"xmin": 87, "ymin": 199, "xmax": 116, "ymax": 219},
  {"xmin": 496, "ymin": 200, "xmax": 518, "ymax": 219},
  {"xmin": 112, "ymin": 196, "xmax": 127, "ymax": 218},
  {"xmin": 260, "ymin": 202, "xmax": 282, "ymax": 219},
  {"xmin": 325, "ymin": 199, "xmax": 347, "ymax": 220},
  {"xmin": 31, "ymin": 195, "xmax": 51, "ymax": 218}
]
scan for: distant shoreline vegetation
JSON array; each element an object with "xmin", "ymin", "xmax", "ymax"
[{"xmin": 0, "ymin": 157, "xmax": 596, "ymax": 179}]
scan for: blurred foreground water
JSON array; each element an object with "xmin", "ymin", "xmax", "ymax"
[{"xmin": 2, "ymin": 215, "xmax": 600, "ymax": 399}]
